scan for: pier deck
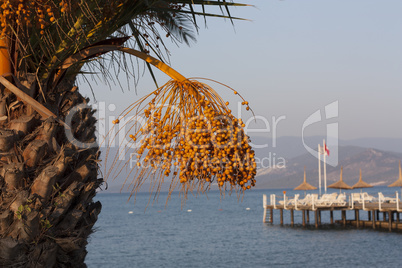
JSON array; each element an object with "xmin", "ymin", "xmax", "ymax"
[{"xmin": 263, "ymin": 194, "xmax": 402, "ymax": 231}]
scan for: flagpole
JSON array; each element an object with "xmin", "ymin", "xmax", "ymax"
[
  {"xmin": 323, "ymin": 139, "xmax": 327, "ymax": 194},
  {"xmin": 318, "ymin": 144, "xmax": 321, "ymax": 196}
]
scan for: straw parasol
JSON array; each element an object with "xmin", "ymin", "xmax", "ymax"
[
  {"xmin": 352, "ymin": 169, "xmax": 372, "ymax": 191},
  {"xmin": 328, "ymin": 166, "xmax": 353, "ymax": 192},
  {"xmin": 388, "ymin": 161, "xmax": 402, "ymax": 195},
  {"xmin": 294, "ymin": 167, "xmax": 317, "ymax": 195}
]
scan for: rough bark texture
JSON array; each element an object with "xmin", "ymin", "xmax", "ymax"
[{"xmin": 0, "ymin": 79, "xmax": 101, "ymax": 267}]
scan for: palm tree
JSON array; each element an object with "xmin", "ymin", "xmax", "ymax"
[{"xmin": 0, "ymin": 1, "xmax": 255, "ymax": 266}]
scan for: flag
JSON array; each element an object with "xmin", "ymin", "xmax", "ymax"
[
  {"xmin": 318, "ymin": 144, "xmax": 329, "ymax": 155},
  {"xmin": 324, "ymin": 143, "xmax": 330, "ymax": 156}
]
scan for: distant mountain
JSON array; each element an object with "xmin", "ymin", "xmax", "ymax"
[
  {"xmin": 342, "ymin": 137, "xmax": 402, "ymax": 154},
  {"xmin": 255, "ymin": 146, "xmax": 402, "ymax": 189}
]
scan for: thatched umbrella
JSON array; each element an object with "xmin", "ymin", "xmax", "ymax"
[
  {"xmin": 328, "ymin": 166, "xmax": 353, "ymax": 193},
  {"xmin": 294, "ymin": 167, "xmax": 317, "ymax": 190},
  {"xmin": 388, "ymin": 161, "xmax": 402, "ymax": 195},
  {"xmin": 352, "ymin": 169, "xmax": 373, "ymax": 192},
  {"xmin": 294, "ymin": 167, "xmax": 317, "ymax": 195}
]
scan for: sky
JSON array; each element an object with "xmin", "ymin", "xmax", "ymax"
[{"xmin": 80, "ymin": 0, "xmax": 402, "ymax": 141}]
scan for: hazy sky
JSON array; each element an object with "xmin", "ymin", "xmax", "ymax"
[{"xmin": 80, "ymin": 0, "xmax": 402, "ymax": 140}]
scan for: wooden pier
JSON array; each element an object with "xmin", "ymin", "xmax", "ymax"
[{"xmin": 263, "ymin": 194, "xmax": 402, "ymax": 231}]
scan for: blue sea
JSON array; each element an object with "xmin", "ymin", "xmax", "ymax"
[{"xmin": 86, "ymin": 187, "xmax": 402, "ymax": 267}]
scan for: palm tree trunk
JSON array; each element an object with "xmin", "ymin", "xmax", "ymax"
[{"xmin": 0, "ymin": 77, "xmax": 101, "ymax": 267}]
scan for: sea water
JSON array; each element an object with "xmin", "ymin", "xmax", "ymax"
[{"xmin": 86, "ymin": 187, "xmax": 402, "ymax": 267}]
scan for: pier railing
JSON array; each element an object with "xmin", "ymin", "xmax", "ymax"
[{"xmin": 268, "ymin": 192, "xmax": 400, "ymax": 210}]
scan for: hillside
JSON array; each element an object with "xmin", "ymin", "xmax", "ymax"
[{"xmin": 256, "ymin": 146, "xmax": 402, "ymax": 189}]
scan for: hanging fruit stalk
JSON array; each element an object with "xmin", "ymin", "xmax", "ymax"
[{"xmin": 104, "ymin": 50, "xmax": 256, "ymax": 201}]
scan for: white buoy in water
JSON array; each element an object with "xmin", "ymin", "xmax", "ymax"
[
  {"xmin": 187, "ymin": 209, "xmax": 192, "ymax": 212},
  {"xmin": 128, "ymin": 211, "xmax": 134, "ymax": 214},
  {"xmin": 246, "ymin": 208, "xmax": 251, "ymax": 210}
]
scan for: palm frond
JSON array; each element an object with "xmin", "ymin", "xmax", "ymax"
[{"xmin": 0, "ymin": 0, "xmax": 248, "ymax": 94}]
